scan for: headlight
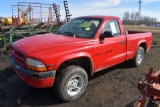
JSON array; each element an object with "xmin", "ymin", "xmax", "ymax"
[{"xmin": 26, "ymin": 58, "xmax": 47, "ymax": 72}]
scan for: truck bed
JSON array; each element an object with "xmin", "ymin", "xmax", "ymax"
[
  {"xmin": 126, "ymin": 31, "xmax": 152, "ymax": 60},
  {"xmin": 126, "ymin": 30, "xmax": 148, "ymax": 35}
]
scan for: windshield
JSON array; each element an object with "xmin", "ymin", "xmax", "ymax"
[{"xmin": 55, "ymin": 17, "xmax": 103, "ymax": 38}]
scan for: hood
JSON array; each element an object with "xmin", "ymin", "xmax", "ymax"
[{"xmin": 12, "ymin": 34, "xmax": 90, "ymax": 54}]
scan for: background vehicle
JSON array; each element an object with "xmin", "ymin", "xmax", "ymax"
[{"xmin": 10, "ymin": 15, "xmax": 152, "ymax": 101}]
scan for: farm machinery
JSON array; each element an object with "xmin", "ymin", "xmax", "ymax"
[
  {"xmin": 0, "ymin": 1, "xmax": 71, "ymax": 52},
  {"xmin": 136, "ymin": 68, "xmax": 160, "ymax": 107}
]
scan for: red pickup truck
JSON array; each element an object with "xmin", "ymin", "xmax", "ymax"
[{"xmin": 9, "ymin": 16, "xmax": 152, "ymax": 101}]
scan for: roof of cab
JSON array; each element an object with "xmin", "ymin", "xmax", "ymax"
[{"xmin": 76, "ymin": 15, "xmax": 119, "ymax": 19}]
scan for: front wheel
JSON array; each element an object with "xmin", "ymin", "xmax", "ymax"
[
  {"xmin": 131, "ymin": 46, "xmax": 145, "ymax": 67},
  {"xmin": 55, "ymin": 65, "xmax": 88, "ymax": 101}
]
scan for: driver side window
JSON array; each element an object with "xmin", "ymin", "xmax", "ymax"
[{"xmin": 102, "ymin": 20, "xmax": 121, "ymax": 36}]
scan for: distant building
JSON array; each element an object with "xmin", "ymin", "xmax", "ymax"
[{"xmin": 149, "ymin": 23, "xmax": 160, "ymax": 27}]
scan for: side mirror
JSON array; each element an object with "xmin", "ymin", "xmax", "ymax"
[{"xmin": 100, "ymin": 31, "xmax": 113, "ymax": 38}]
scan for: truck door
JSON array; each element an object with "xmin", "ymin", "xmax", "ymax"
[{"xmin": 94, "ymin": 19, "xmax": 126, "ymax": 72}]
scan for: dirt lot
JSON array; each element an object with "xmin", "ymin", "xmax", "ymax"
[{"xmin": 0, "ymin": 26, "xmax": 160, "ymax": 107}]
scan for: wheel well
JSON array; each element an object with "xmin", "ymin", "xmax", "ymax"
[
  {"xmin": 57, "ymin": 57, "xmax": 93, "ymax": 77},
  {"xmin": 139, "ymin": 42, "xmax": 147, "ymax": 53}
]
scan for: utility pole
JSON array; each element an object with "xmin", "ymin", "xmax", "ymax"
[{"xmin": 139, "ymin": 0, "xmax": 141, "ymax": 19}]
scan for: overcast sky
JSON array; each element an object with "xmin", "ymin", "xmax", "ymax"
[{"xmin": 0, "ymin": 0, "xmax": 159, "ymax": 20}]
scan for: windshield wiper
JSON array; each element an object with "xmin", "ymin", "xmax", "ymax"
[{"xmin": 63, "ymin": 32, "xmax": 80, "ymax": 38}]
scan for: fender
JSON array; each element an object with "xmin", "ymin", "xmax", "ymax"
[
  {"xmin": 54, "ymin": 52, "xmax": 95, "ymax": 72},
  {"xmin": 133, "ymin": 40, "xmax": 147, "ymax": 58}
]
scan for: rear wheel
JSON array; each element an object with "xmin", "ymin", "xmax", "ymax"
[
  {"xmin": 131, "ymin": 46, "xmax": 144, "ymax": 67},
  {"xmin": 55, "ymin": 65, "xmax": 88, "ymax": 101}
]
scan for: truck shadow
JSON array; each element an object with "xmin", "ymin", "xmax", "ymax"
[
  {"xmin": 0, "ymin": 61, "xmax": 134, "ymax": 107},
  {"xmin": 21, "ymin": 61, "xmax": 134, "ymax": 106},
  {"xmin": 20, "ymin": 88, "xmax": 64, "ymax": 106},
  {"xmin": 90, "ymin": 61, "xmax": 133, "ymax": 80}
]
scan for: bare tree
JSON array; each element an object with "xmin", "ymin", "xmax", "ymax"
[
  {"xmin": 122, "ymin": 12, "xmax": 130, "ymax": 24},
  {"xmin": 122, "ymin": 11, "xmax": 158, "ymax": 25}
]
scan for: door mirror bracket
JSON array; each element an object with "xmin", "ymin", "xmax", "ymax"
[{"xmin": 100, "ymin": 31, "xmax": 114, "ymax": 38}]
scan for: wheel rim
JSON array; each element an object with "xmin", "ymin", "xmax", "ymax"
[
  {"xmin": 137, "ymin": 50, "xmax": 144, "ymax": 64},
  {"xmin": 66, "ymin": 75, "xmax": 83, "ymax": 96}
]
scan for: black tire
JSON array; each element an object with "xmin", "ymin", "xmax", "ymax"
[
  {"xmin": 55, "ymin": 65, "xmax": 88, "ymax": 101},
  {"xmin": 131, "ymin": 46, "xmax": 144, "ymax": 67}
]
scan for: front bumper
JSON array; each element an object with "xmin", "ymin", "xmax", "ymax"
[{"xmin": 9, "ymin": 56, "xmax": 56, "ymax": 88}]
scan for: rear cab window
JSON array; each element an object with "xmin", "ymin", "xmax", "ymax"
[{"xmin": 102, "ymin": 20, "xmax": 121, "ymax": 36}]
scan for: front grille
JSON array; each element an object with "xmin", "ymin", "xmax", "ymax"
[{"xmin": 11, "ymin": 47, "xmax": 25, "ymax": 67}]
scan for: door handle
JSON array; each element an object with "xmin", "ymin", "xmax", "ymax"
[{"xmin": 120, "ymin": 41, "xmax": 125, "ymax": 44}]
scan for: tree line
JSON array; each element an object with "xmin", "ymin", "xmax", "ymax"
[{"xmin": 122, "ymin": 11, "xmax": 158, "ymax": 25}]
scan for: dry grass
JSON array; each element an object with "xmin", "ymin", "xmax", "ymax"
[
  {"xmin": 124, "ymin": 25, "xmax": 160, "ymax": 34},
  {"xmin": 124, "ymin": 25, "xmax": 160, "ymax": 41}
]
